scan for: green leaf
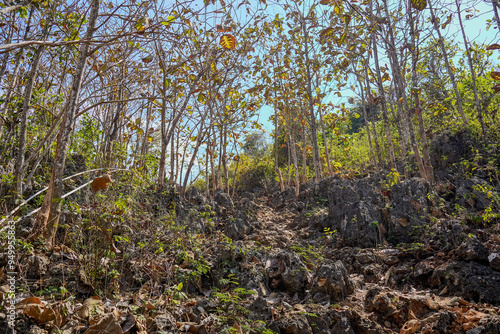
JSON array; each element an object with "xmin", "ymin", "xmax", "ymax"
[{"xmin": 410, "ymin": 0, "xmax": 427, "ymax": 11}]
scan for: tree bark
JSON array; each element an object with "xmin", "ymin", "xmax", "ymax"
[
  {"xmin": 301, "ymin": 15, "xmax": 322, "ymax": 182},
  {"xmin": 31, "ymin": 0, "xmax": 100, "ymax": 248},
  {"xmin": 408, "ymin": 5, "xmax": 434, "ymax": 183},
  {"xmin": 456, "ymin": 0, "xmax": 488, "ymax": 139},
  {"xmin": 428, "ymin": 1, "xmax": 468, "ymax": 126}
]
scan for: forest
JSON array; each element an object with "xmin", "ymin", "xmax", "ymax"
[{"xmin": 1, "ymin": 0, "xmax": 500, "ymax": 333}]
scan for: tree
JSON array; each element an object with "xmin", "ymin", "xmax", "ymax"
[{"xmin": 30, "ymin": 0, "xmax": 100, "ymax": 248}]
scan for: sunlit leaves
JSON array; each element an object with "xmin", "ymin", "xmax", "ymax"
[
  {"xmin": 216, "ymin": 25, "xmax": 232, "ymax": 32},
  {"xmin": 493, "ymin": 83, "xmax": 500, "ymax": 94},
  {"xmin": 319, "ymin": 27, "xmax": 335, "ymax": 39},
  {"xmin": 337, "ymin": 30, "xmax": 347, "ymax": 46},
  {"xmin": 490, "ymin": 72, "xmax": 500, "ymax": 80},
  {"xmin": 410, "ymin": 0, "xmax": 427, "ymax": 11},
  {"xmin": 486, "ymin": 44, "xmax": 500, "ymax": 50},
  {"xmin": 220, "ymin": 34, "xmax": 236, "ymax": 49},
  {"xmin": 441, "ymin": 15, "xmax": 452, "ymax": 29},
  {"xmin": 135, "ymin": 17, "xmax": 149, "ymax": 32},
  {"xmin": 160, "ymin": 16, "xmax": 176, "ymax": 27},
  {"xmin": 141, "ymin": 55, "xmax": 153, "ymax": 63},
  {"xmin": 197, "ymin": 93, "xmax": 206, "ymax": 103}
]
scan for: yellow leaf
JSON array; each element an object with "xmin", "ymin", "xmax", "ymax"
[
  {"xmin": 410, "ymin": 0, "xmax": 427, "ymax": 11},
  {"xmin": 220, "ymin": 34, "xmax": 236, "ymax": 49},
  {"xmin": 491, "ymin": 72, "xmax": 500, "ymax": 80}
]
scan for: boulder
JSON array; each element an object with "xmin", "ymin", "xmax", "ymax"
[
  {"xmin": 224, "ymin": 218, "xmax": 251, "ymax": 240},
  {"xmin": 266, "ymin": 251, "xmax": 310, "ymax": 294},
  {"xmin": 456, "ymin": 237, "xmax": 489, "ymax": 263},
  {"xmin": 214, "ymin": 189, "xmax": 233, "ymax": 209},
  {"xmin": 431, "ymin": 261, "xmax": 500, "ymax": 305},
  {"xmin": 388, "ymin": 178, "xmax": 433, "ymax": 244},
  {"xmin": 489, "ymin": 253, "xmax": 500, "ymax": 271},
  {"xmin": 326, "ymin": 179, "xmax": 384, "ymax": 248},
  {"xmin": 310, "ymin": 260, "xmax": 354, "ymax": 302}
]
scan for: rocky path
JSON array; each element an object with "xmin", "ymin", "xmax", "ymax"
[
  {"xmin": 2, "ymin": 187, "xmax": 500, "ymax": 333},
  {"xmin": 223, "ymin": 194, "xmax": 500, "ymax": 334}
]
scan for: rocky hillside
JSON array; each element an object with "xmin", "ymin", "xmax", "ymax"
[{"xmin": 1, "ymin": 130, "xmax": 500, "ymax": 333}]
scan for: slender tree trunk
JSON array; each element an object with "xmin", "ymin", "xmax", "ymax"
[
  {"xmin": 14, "ymin": 43, "xmax": 46, "ymax": 196},
  {"xmin": 139, "ymin": 99, "xmax": 152, "ymax": 169},
  {"xmin": 318, "ymin": 104, "xmax": 333, "ymax": 175},
  {"xmin": 0, "ymin": 11, "xmax": 15, "ymax": 83},
  {"xmin": 301, "ymin": 16, "xmax": 322, "ymax": 182},
  {"xmin": 363, "ymin": 67, "xmax": 382, "ymax": 166},
  {"xmin": 31, "ymin": 0, "xmax": 100, "ymax": 249},
  {"xmin": 371, "ymin": 36, "xmax": 396, "ymax": 171},
  {"xmin": 456, "ymin": 0, "xmax": 488, "ymax": 139},
  {"xmin": 301, "ymin": 119, "xmax": 307, "ymax": 183},
  {"xmin": 158, "ymin": 78, "xmax": 168, "ymax": 186},
  {"xmin": 357, "ymin": 78, "xmax": 377, "ymax": 167},
  {"xmin": 288, "ymin": 129, "xmax": 300, "ymax": 196},
  {"xmin": 382, "ymin": 0, "xmax": 427, "ymax": 180},
  {"xmin": 408, "ymin": 5, "xmax": 434, "ymax": 183},
  {"xmin": 492, "ymin": 0, "xmax": 500, "ymax": 30},
  {"xmin": 274, "ymin": 106, "xmax": 284, "ymax": 192},
  {"xmin": 428, "ymin": 1, "xmax": 468, "ymax": 126},
  {"xmin": 0, "ymin": 8, "xmax": 34, "ymax": 146},
  {"xmin": 181, "ymin": 115, "xmax": 207, "ymax": 196}
]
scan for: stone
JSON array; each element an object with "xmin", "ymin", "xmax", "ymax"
[
  {"xmin": 27, "ymin": 254, "xmax": 50, "ymax": 279},
  {"xmin": 310, "ymin": 260, "xmax": 354, "ymax": 302},
  {"xmin": 214, "ymin": 189, "xmax": 233, "ymax": 209},
  {"xmin": 266, "ymin": 251, "xmax": 309, "ymax": 294},
  {"xmin": 388, "ymin": 178, "xmax": 433, "ymax": 244},
  {"xmin": 324, "ymin": 178, "xmax": 385, "ymax": 248},
  {"xmin": 430, "ymin": 261, "xmax": 500, "ymax": 305},
  {"xmin": 488, "ymin": 252, "xmax": 500, "ymax": 271},
  {"xmin": 269, "ymin": 314, "xmax": 313, "ymax": 334},
  {"xmin": 224, "ymin": 218, "xmax": 251, "ymax": 240},
  {"xmin": 457, "ymin": 237, "xmax": 489, "ymax": 263},
  {"xmin": 400, "ymin": 319, "xmax": 420, "ymax": 334}
]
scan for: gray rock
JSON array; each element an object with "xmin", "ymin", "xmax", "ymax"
[
  {"xmin": 266, "ymin": 251, "xmax": 309, "ymax": 294},
  {"xmin": 388, "ymin": 178, "xmax": 433, "ymax": 244},
  {"xmin": 457, "ymin": 237, "xmax": 489, "ymax": 263},
  {"xmin": 430, "ymin": 130, "xmax": 473, "ymax": 180},
  {"xmin": 214, "ymin": 189, "xmax": 233, "ymax": 209},
  {"xmin": 27, "ymin": 254, "xmax": 50, "ymax": 279},
  {"xmin": 325, "ymin": 179, "xmax": 384, "ymax": 247},
  {"xmin": 224, "ymin": 218, "xmax": 251, "ymax": 240},
  {"xmin": 455, "ymin": 178, "xmax": 497, "ymax": 212},
  {"xmin": 489, "ymin": 253, "xmax": 500, "ymax": 271},
  {"xmin": 430, "ymin": 261, "xmax": 500, "ymax": 305},
  {"xmin": 310, "ymin": 260, "xmax": 354, "ymax": 302},
  {"xmin": 269, "ymin": 314, "xmax": 313, "ymax": 334}
]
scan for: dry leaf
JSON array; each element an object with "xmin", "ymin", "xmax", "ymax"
[
  {"xmin": 91, "ymin": 174, "xmax": 113, "ymax": 193},
  {"xmin": 84, "ymin": 313, "xmax": 123, "ymax": 334},
  {"xmin": 24, "ymin": 304, "xmax": 62, "ymax": 326}
]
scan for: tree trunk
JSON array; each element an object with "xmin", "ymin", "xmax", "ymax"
[
  {"xmin": 274, "ymin": 106, "xmax": 284, "ymax": 192},
  {"xmin": 428, "ymin": 1, "xmax": 468, "ymax": 126},
  {"xmin": 408, "ymin": 5, "xmax": 434, "ymax": 183},
  {"xmin": 456, "ymin": 0, "xmax": 488, "ymax": 139},
  {"xmin": 357, "ymin": 78, "xmax": 377, "ymax": 167},
  {"xmin": 371, "ymin": 36, "xmax": 396, "ymax": 171},
  {"xmin": 31, "ymin": 0, "xmax": 100, "ymax": 249},
  {"xmin": 301, "ymin": 16, "xmax": 322, "ymax": 182},
  {"xmin": 14, "ymin": 43, "xmax": 46, "ymax": 196},
  {"xmin": 382, "ymin": 0, "xmax": 427, "ymax": 180}
]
